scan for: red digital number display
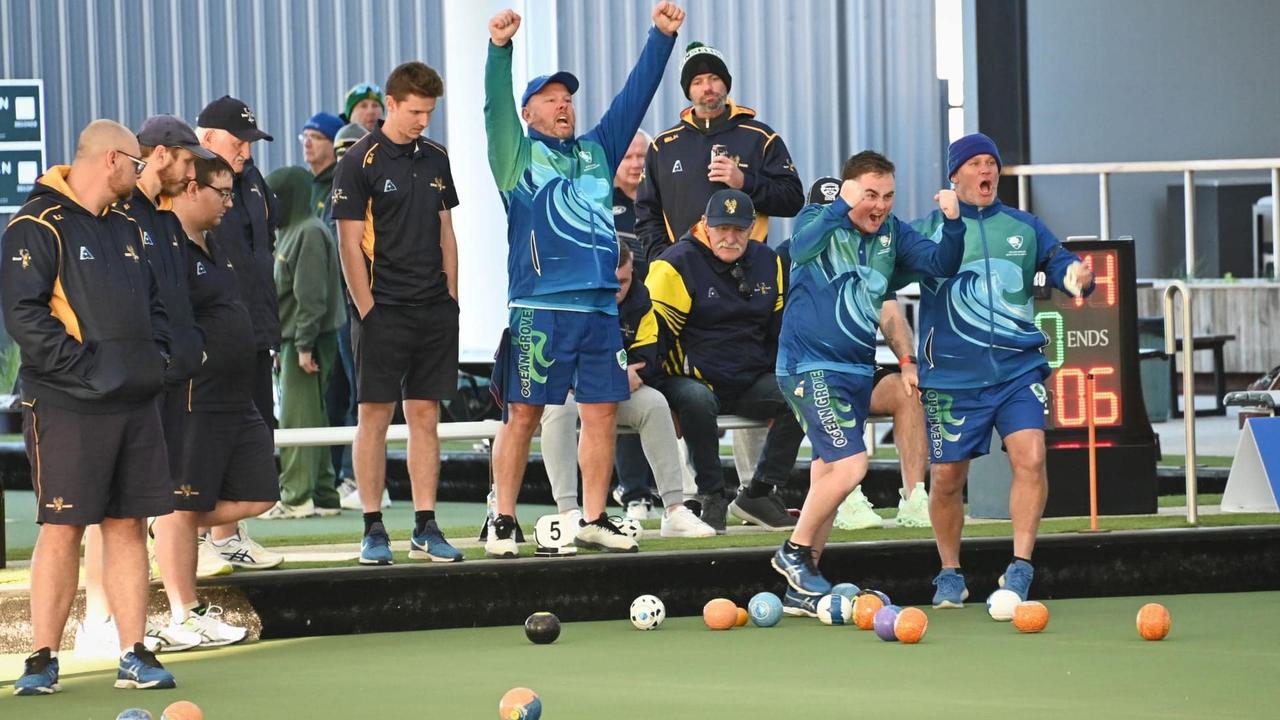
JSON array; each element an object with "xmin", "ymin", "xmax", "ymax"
[{"xmin": 1034, "ymin": 250, "xmax": 1123, "ymax": 430}]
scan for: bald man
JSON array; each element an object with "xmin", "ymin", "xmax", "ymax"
[{"xmin": 3, "ymin": 119, "xmax": 178, "ymax": 694}]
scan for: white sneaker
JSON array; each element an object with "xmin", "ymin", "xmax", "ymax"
[
  {"xmin": 196, "ymin": 536, "xmax": 234, "ymax": 578},
  {"xmin": 895, "ymin": 482, "xmax": 932, "ymax": 528},
  {"xmin": 73, "ymin": 618, "xmax": 120, "ymax": 659},
  {"xmin": 625, "ymin": 499, "xmax": 652, "ymax": 521},
  {"xmin": 339, "ymin": 480, "xmax": 391, "ymax": 510},
  {"xmin": 660, "ymin": 505, "xmax": 717, "ymax": 538},
  {"xmin": 179, "ymin": 605, "xmax": 247, "ymax": 647},
  {"xmin": 258, "ymin": 499, "xmax": 316, "ymax": 520},
  {"xmin": 213, "ymin": 521, "xmax": 284, "ymax": 570},
  {"xmin": 484, "ymin": 515, "xmax": 519, "ymax": 558},
  {"xmin": 314, "ymin": 505, "xmax": 342, "ymax": 517},
  {"xmin": 574, "ymin": 513, "xmax": 639, "ymax": 553},
  {"xmin": 145, "ymin": 619, "xmax": 203, "ymax": 653},
  {"xmin": 834, "ymin": 486, "xmax": 885, "ymax": 530}
]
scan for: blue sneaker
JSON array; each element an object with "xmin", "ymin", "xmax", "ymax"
[
  {"xmin": 771, "ymin": 543, "xmax": 832, "ymax": 595},
  {"xmin": 359, "ymin": 521, "xmax": 394, "ymax": 566},
  {"xmin": 114, "ymin": 644, "xmax": 176, "ymax": 690},
  {"xmin": 409, "ymin": 520, "xmax": 463, "ymax": 563},
  {"xmin": 13, "ymin": 648, "xmax": 59, "ymax": 696},
  {"xmin": 782, "ymin": 587, "xmax": 822, "ymax": 617},
  {"xmin": 931, "ymin": 568, "xmax": 970, "ymax": 608},
  {"xmin": 998, "ymin": 559, "xmax": 1035, "ymax": 600}
]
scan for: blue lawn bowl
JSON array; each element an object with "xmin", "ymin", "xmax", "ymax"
[
  {"xmin": 116, "ymin": 710, "xmax": 154, "ymax": 720},
  {"xmin": 748, "ymin": 591, "xmax": 784, "ymax": 627}
]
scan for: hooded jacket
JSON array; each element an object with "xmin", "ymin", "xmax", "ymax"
[
  {"xmin": 119, "ymin": 184, "xmax": 204, "ymax": 385},
  {"xmin": 268, "ymin": 166, "xmax": 344, "ymax": 352},
  {"xmin": 644, "ymin": 222, "xmax": 784, "ymax": 393},
  {"xmin": 635, "ymin": 102, "xmax": 803, "ymax": 261},
  {"xmin": 1, "ymin": 167, "xmax": 170, "ymax": 413}
]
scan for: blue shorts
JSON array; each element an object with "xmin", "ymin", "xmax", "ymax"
[
  {"xmin": 777, "ymin": 370, "xmax": 872, "ymax": 463},
  {"xmin": 921, "ymin": 369, "xmax": 1048, "ymax": 462},
  {"xmin": 492, "ymin": 307, "xmax": 629, "ymax": 407}
]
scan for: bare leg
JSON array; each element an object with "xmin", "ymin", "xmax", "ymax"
[
  {"xmin": 577, "ymin": 402, "xmax": 618, "ymax": 519},
  {"xmin": 403, "ymin": 400, "xmax": 442, "ymax": 511},
  {"xmin": 353, "ymin": 402, "xmax": 395, "ymax": 512},
  {"xmin": 81, "ymin": 526, "xmax": 110, "ymax": 624},
  {"xmin": 29, "ymin": 524, "xmax": 86, "ymax": 651},
  {"xmin": 492, "ymin": 403, "xmax": 544, "ymax": 516},
  {"xmin": 869, "ymin": 378, "xmax": 927, "ymax": 498},
  {"xmin": 789, "ymin": 452, "xmax": 868, "ymax": 547},
  {"xmin": 152, "ymin": 510, "xmax": 199, "ymax": 618},
  {"xmin": 99, "ymin": 517, "xmax": 149, "ymax": 651},
  {"xmin": 1004, "ymin": 429, "xmax": 1047, "ymax": 559},
  {"xmin": 929, "ymin": 460, "xmax": 969, "ymax": 568}
]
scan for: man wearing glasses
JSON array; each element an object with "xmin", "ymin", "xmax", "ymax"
[
  {"xmin": 195, "ymin": 96, "xmax": 285, "ymax": 571},
  {"xmin": 4, "ymin": 119, "xmax": 177, "ymax": 694},
  {"xmin": 75, "ymin": 115, "xmax": 218, "ymax": 659},
  {"xmin": 298, "ymin": 112, "xmax": 344, "ymax": 224},
  {"xmin": 644, "ymin": 189, "xmax": 804, "ymax": 533}
]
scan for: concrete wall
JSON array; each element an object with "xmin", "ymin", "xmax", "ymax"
[{"xmin": 1022, "ymin": 0, "xmax": 1280, "ymax": 277}]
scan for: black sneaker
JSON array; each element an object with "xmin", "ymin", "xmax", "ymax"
[
  {"xmin": 697, "ymin": 491, "xmax": 730, "ymax": 534},
  {"xmin": 731, "ymin": 491, "xmax": 798, "ymax": 530},
  {"xmin": 485, "ymin": 514, "xmax": 519, "ymax": 558}
]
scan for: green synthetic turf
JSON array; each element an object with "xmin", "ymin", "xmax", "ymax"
[{"xmin": 2, "ymin": 591, "xmax": 1275, "ymax": 718}]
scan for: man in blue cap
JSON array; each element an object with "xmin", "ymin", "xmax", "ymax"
[
  {"xmin": 483, "ymin": 2, "xmax": 685, "ymax": 558},
  {"xmin": 912, "ymin": 133, "xmax": 1095, "ymax": 608},
  {"xmin": 299, "ymin": 111, "xmax": 344, "ymax": 223}
]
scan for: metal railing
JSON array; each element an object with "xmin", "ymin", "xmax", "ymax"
[{"xmin": 1003, "ymin": 158, "xmax": 1280, "ymax": 280}]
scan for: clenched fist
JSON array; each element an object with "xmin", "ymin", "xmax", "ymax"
[
  {"xmin": 1063, "ymin": 261, "xmax": 1094, "ymax": 297},
  {"xmin": 489, "ymin": 9, "xmax": 521, "ymax": 46},
  {"xmin": 934, "ymin": 188, "xmax": 959, "ymax": 220},
  {"xmin": 652, "ymin": 2, "xmax": 686, "ymax": 35},
  {"xmin": 838, "ymin": 178, "xmax": 864, "ymax": 208}
]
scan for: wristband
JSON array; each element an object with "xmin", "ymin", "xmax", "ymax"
[{"xmin": 899, "ymin": 355, "xmax": 917, "ymax": 366}]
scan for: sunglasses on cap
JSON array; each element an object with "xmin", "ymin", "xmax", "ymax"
[{"xmin": 350, "ymin": 83, "xmax": 383, "ymax": 98}]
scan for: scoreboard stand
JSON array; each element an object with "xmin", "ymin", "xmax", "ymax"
[{"xmin": 1035, "ymin": 239, "xmax": 1158, "ymax": 517}]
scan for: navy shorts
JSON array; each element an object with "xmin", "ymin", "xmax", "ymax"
[
  {"xmin": 921, "ymin": 368, "xmax": 1048, "ymax": 462},
  {"xmin": 22, "ymin": 398, "xmax": 173, "ymax": 525},
  {"xmin": 494, "ymin": 307, "xmax": 629, "ymax": 406},
  {"xmin": 178, "ymin": 407, "xmax": 280, "ymax": 512},
  {"xmin": 777, "ymin": 369, "xmax": 873, "ymax": 463},
  {"xmin": 351, "ymin": 299, "xmax": 459, "ymax": 403}
]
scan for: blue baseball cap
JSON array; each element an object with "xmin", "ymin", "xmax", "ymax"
[
  {"xmin": 301, "ymin": 112, "xmax": 344, "ymax": 142},
  {"xmin": 704, "ymin": 189, "xmax": 755, "ymax": 228},
  {"xmin": 521, "ymin": 71, "xmax": 580, "ymax": 107}
]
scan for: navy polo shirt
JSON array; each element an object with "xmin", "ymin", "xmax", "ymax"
[{"xmin": 330, "ymin": 125, "xmax": 460, "ymax": 306}]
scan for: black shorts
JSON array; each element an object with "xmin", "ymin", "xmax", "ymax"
[
  {"xmin": 159, "ymin": 385, "xmax": 188, "ymax": 480},
  {"xmin": 179, "ymin": 407, "xmax": 279, "ymax": 512},
  {"xmin": 351, "ymin": 299, "xmax": 459, "ymax": 403},
  {"xmin": 22, "ymin": 398, "xmax": 173, "ymax": 525},
  {"xmin": 873, "ymin": 364, "xmax": 900, "ymax": 387}
]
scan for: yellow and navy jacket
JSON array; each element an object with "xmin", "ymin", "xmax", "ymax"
[
  {"xmin": 645, "ymin": 222, "xmax": 784, "ymax": 392},
  {"xmin": 1, "ymin": 166, "xmax": 170, "ymax": 413},
  {"xmin": 119, "ymin": 185, "xmax": 205, "ymax": 385},
  {"xmin": 330, "ymin": 124, "xmax": 459, "ymax": 306},
  {"xmin": 618, "ymin": 278, "xmax": 662, "ymax": 385},
  {"xmin": 635, "ymin": 102, "xmax": 803, "ymax": 261},
  {"xmin": 209, "ymin": 159, "xmax": 280, "ymax": 350}
]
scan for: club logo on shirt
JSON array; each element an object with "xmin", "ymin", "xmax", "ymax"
[
  {"xmin": 1008, "ymin": 235, "xmax": 1024, "ymax": 249},
  {"xmin": 383, "ymin": 179, "xmax": 398, "ymax": 192},
  {"xmin": 430, "ymin": 177, "xmax": 447, "ymax": 192},
  {"xmin": 578, "ymin": 150, "xmax": 593, "ymax": 163},
  {"xmin": 792, "ymin": 380, "xmax": 805, "ymax": 398},
  {"xmin": 612, "ymin": 205, "xmax": 626, "ymax": 216},
  {"xmin": 332, "ymin": 188, "xmax": 349, "ymax": 204},
  {"xmin": 783, "ymin": 157, "xmax": 796, "ymax": 174},
  {"xmin": 45, "ymin": 496, "xmax": 74, "ymax": 512},
  {"xmin": 1030, "ymin": 382, "xmax": 1047, "ymax": 405},
  {"xmin": 672, "ymin": 160, "xmax": 683, "ymax": 173},
  {"xmin": 707, "ymin": 286, "xmax": 719, "ymax": 298},
  {"xmin": 879, "ymin": 236, "xmax": 891, "ymax": 248},
  {"xmin": 174, "ymin": 484, "xmax": 201, "ymax": 498},
  {"xmin": 11, "ymin": 249, "xmax": 31, "ymax": 269},
  {"xmin": 123, "ymin": 245, "xmax": 140, "ymax": 262},
  {"xmin": 195, "ymin": 261, "xmax": 207, "ymax": 275},
  {"xmin": 141, "ymin": 231, "xmax": 154, "ymax": 246},
  {"xmin": 616, "ymin": 349, "xmax": 628, "ymax": 370},
  {"xmin": 79, "ymin": 246, "xmax": 95, "ymax": 261}
]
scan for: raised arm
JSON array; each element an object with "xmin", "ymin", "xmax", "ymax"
[
  {"xmin": 485, "ymin": 9, "xmax": 532, "ymax": 191},
  {"xmin": 894, "ymin": 189, "xmax": 964, "ymax": 278}
]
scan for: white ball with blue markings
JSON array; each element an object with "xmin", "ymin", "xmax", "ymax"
[
  {"xmin": 817, "ymin": 593, "xmax": 853, "ymax": 626},
  {"xmin": 630, "ymin": 594, "xmax": 665, "ymax": 630}
]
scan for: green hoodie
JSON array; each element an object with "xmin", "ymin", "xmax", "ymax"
[{"xmin": 267, "ymin": 166, "xmax": 344, "ymax": 351}]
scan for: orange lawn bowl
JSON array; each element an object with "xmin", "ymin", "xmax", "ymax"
[
  {"xmin": 703, "ymin": 598, "xmax": 738, "ymax": 630},
  {"xmin": 1013, "ymin": 601, "xmax": 1050, "ymax": 633},
  {"xmin": 893, "ymin": 607, "xmax": 929, "ymax": 644},
  {"xmin": 1136, "ymin": 603, "xmax": 1171, "ymax": 641},
  {"xmin": 853, "ymin": 593, "xmax": 885, "ymax": 630},
  {"xmin": 160, "ymin": 701, "xmax": 204, "ymax": 720}
]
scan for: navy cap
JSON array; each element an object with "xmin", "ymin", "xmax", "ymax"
[
  {"xmin": 704, "ymin": 189, "xmax": 754, "ymax": 228},
  {"xmin": 196, "ymin": 95, "xmax": 274, "ymax": 142},
  {"xmin": 521, "ymin": 71, "xmax": 579, "ymax": 107},
  {"xmin": 947, "ymin": 132, "xmax": 1001, "ymax": 178},
  {"xmin": 137, "ymin": 115, "xmax": 216, "ymax": 159},
  {"xmin": 301, "ymin": 112, "xmax": 344, "ymax": 142},
  {"xmin": 807, "ymin": 176, "xmax": 841, "ymax": 205}
]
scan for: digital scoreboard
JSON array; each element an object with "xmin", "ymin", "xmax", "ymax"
[{"xmin": 1033, "ymin": 239, "xmax": 1158, "ymax": 516}]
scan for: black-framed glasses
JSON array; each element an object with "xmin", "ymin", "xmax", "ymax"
[
  {"xmin": 115, "ymin": 149, "xmax": 147, "ymax": 175},
  {"xmin": 728, "ymin": 262, "xmax": 752, "ymax": 299},
  {"xmin": 197, "ymin": 181, "xmax": 234, "ymax": 201}
]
